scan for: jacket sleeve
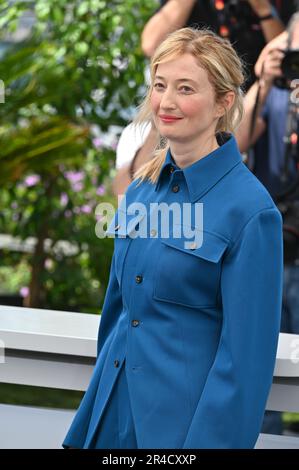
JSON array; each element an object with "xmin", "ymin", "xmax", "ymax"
[
  {"xmin": 96, "ymin": 250, "xmax": 123, "ymax": 357},
  {"xmin": 182, "ymin": 207, "xmax": 283, "ymax": 449}
]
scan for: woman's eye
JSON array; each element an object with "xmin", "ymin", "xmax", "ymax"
[
  {"xmin": 153, "ymin": 82, "xmax": 165, "ymax": 90},
  {"xmin": 179, "ymin": 86, "xmax": 193, "ymax": 93}
]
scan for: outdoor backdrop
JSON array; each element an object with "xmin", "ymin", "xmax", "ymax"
[{"xmin": 0, "ymin": 0, "xmax": 156, "ymax": 313}]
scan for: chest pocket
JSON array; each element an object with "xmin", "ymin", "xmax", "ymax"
[
  {"xmin": 153, "ymin": 230, "xmax": 229, "ymax": 309},
  {"xmin": 106, "ymin": 210, "xmax": 145, "ymax": 285}
]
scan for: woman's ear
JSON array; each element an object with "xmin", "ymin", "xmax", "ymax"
[{"xmin": 216, "ymin": 91, "xmax": 235, "ymax": 117}]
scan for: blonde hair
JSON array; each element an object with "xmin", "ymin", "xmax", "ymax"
[{"xmin": 133, "ymin": 27, "xmax": 245, "ymax": 184}]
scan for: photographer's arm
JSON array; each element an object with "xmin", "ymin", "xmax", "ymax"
[
  {"xmin": 236, "ymin": 39, "xmax": 286, "ymax": 153},
  {"xmin": 141, "ymin": 0, "xmax": 197, "ymax": 57},
  {"xmin": 259, "ymin": 17, "xmax": 285, "ymax": 43},
  {"xmin": 248, "ymin": 0, "xmax": 284, "ymax": 42},
  {"xmin": 235, "ymin": 80, "xmax": 268, "ymax": 153}
]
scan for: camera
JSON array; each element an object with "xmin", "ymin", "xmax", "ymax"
[
  {"xmin": 281, "ymin": 49, "xmax": 299, "ymax": 80},
  {"xmin": 274, "ymin": 49, "xmax": 299, "ymax": 89}
]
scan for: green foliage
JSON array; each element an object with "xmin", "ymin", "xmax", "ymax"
[
  {"xmin": 0, "ymin": 116, "xmax": 88, "ymax": 184},
  {"xmin": 0, "ymin": 382, "xmax": 84, "ymax": 410},
  {"xmin": 0, "ymin": 0, "xmax": 157, "ymax": 312},
  {"xmin": 0, "ymin": 262, "xmax": 30, "ymax": 294}
]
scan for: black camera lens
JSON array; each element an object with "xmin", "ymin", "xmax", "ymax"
[{"xmin": 281, "ymin": 49, "xmax": 299, "ymax": 81}]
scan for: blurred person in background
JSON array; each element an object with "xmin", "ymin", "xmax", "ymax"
[
  {"xmin": 236, "ymin": 11, "xmax": 299, "ymax": 434},
  {"xmin": 113, "ymin": 0, "xmax": 295, "ymax": 196},
  {"xmin": 142, "ymin": 0, "xmax": 288, "ymax": 87}
]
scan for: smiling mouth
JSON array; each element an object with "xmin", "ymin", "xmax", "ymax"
[{"xmin": 159, "ymin": 115, "xmax": 183, "ymax": 123}]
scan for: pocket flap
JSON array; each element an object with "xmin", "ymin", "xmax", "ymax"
[
  {"xmin": 105, "ymin": 210, "xmax": 146, "ymax": 238},
  {"xmin": 161, "ymin": 229, "xmax": 229, "ymax": 263}
]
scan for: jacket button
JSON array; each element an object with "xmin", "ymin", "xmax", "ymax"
[
  {"xmin": 135, "ymin": 275, "xmax": 143, "ymax": 284},
  {"xmin": 189, "ymin": 242, "xmax": 197, "ymax": 250},
  {"xmin": 172, "ymin": 185, "xmax": 180, "ymax": 193},
  {"xmin": 114, "ymin": 359, "xmax": 120, "ymax": 368},
  {"xmin": 132, "ymin": 319, "xmax": 140, "ymax": 327},
  {"xmin": 169, "ymin": 166, "xmax": 175, "ymax": 174},
  {"xmin": 150, "ymin": 229, "xmax": 157, "ymax": 237}
]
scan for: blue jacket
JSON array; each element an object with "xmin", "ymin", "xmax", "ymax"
[{"xmin": 63, "ymin": 133, "xmax": 283, "ymax": 449}]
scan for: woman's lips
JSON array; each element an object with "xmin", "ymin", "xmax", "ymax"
[{"xmin": 159, "ymin": 115, "xmax": 183, "ymax": 123}]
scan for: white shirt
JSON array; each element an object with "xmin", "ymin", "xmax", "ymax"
[{"xmin": 115, "ymin": 121, "xmax": 151, "ymax": 169}]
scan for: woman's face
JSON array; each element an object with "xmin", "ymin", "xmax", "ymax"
[{"xmin": 150, "ymin": 53, "xmax": 222, "ymax": 144}]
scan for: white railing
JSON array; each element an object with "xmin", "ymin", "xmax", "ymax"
[{"xmin": 0, "ymin": 305, "xmax": 299, "ymax": 449}]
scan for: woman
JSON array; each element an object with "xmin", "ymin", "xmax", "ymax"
[{"xmin": 63, "ymin": 28, "xmax": 283, "ymax": 449}]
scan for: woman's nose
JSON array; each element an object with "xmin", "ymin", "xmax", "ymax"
[{"xmin": 160, "ymin": 90, "xmax": 176, "ymax": 109}]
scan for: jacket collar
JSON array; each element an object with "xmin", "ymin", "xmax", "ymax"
[{"xmin": 155, "ymin": 133, "xmax": 242, "ymax": 202}]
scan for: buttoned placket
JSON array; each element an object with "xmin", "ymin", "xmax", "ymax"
[
  {"xmin": 121, "ymin": 154, "xmax": 209, "ymax": 374},
  {"xmin": 121, "ymin": 226, "xmax": 146, "ymax": 372}
]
